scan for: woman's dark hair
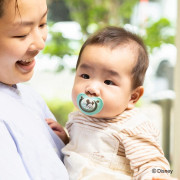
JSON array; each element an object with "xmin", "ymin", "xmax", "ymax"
[
  {"xmin": 0, "ymin": 0, "xmax": 5, "ymax": 17},
  {"xmin": 0, "ymin": 0, "xmax": 19, "ymax": 18},
  {"xmin": 76, "ymin": 26, "xmax": 149, "ymax": 89}
]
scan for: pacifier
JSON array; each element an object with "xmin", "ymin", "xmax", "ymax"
[{"xmin": 77, "ymin": 93, "xmax": 104, "ymax": 116}]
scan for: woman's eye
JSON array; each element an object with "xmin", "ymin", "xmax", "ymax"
[
  {"xmin": 104, "ymin": 80, "xmax": 115, "ymax": 85},
  {"xmin": 39, "ymin": 23, "xmax": 47, "ymax": 28},
  {"xmin": 13, "ymin": 35, "xmax": 27, "ymax": 38},
  {"xmin": 81, "ymin": 74, "xmax": 90, "ymax": 79}
]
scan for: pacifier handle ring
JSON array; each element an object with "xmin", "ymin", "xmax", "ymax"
[
  {"xmin": 77, "ymin": 93, "xmax": 104, "ymax": 116},
  {"xmin": 78, "ymin": 96, "xmax": 98, "ymax": 113}
]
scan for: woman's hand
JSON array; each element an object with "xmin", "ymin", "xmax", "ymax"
[{"xmin": 46, "ymin": 119, "xmax": 69, "ymax": 145}]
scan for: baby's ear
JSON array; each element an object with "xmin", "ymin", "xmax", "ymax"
[{"xmin": 127, "ymin": 86, "xmax": 144, "ymax": 110}]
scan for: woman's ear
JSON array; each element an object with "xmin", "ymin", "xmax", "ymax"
[{"xmin": 127, "ymin": 86, "xmax": 144, "ymax": 110}]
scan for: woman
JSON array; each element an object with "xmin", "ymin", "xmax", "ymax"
[{"xmin": 0, "ymin": 0, "xmax": 68, "ymax": 179}]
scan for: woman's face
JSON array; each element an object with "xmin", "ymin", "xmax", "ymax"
[{"xmin": 0, "ymin": 0, "xmax": 48, "ymax": 85}]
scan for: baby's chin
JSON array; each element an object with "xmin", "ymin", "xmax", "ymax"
[
  {"xmin": 87, "ymin": 112, "xmax": 116, "ymax": 119},
  {"xmin": 88, "ymin": 110, "xmax": 125, "ymax": 119},
  {"xmin": 90, "ymin": 114, "xmax": 103, "ymax": 118},
  {"xmin": 76, "ymin": 108, "xmax": 105, "ymax": 118}
]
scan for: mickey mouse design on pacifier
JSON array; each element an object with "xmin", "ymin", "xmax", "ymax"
[{"xmin": 77, "ymin": 93, "xmax": 104, "ymax": 116}]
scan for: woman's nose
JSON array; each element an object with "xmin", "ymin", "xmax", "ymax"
[
  {"xmin": 28, "ymin": 29, "xmax": 47, "ymax": 51},
  {"xmin": 85, "ymin": 83, "xmax": 100, "ymax": 97}
]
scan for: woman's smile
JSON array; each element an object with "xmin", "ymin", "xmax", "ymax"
[{"xmin": 16, "ymin": 58, "xmax": 35, "ymax": 73}]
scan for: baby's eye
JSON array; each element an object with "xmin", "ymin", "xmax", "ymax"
[
  {"xmin": 104, "ymin": 80, "xmax": 115, "ymax": 85},
  {"xmin": 81, "ymin": 74, "xmax": 90, "ymax": 79}
]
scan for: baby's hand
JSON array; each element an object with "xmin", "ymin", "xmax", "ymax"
[{"xmin": 46, "ymin": 119, "xmax": 69, "ymax": 145}]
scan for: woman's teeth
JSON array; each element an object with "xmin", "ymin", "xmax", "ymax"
[
  {"xmin": 16, "ymin": 57, "xmax": 35, "ymax": 72},
  {"xmin": 18, "ymin": 58, "xmax": 34, "ymax": 63}
]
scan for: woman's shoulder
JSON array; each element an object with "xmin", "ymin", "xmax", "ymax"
[
  {"xmin": 0, "ymin": 83, "xmax": 54, "ymax": 122},
  {"xmin": 18, "ymin": 83, "xmax": 40, "ymax": 96},
  {"xmin": 0, "ymin": 83, "xmax": 46, "ymax": 113},
  {"xmin": 18, "ymin": 83, "xmax": 45, "ymax": 103},
  {"xmin": 0, "ymin": 82, "xmax": 40, "ymax": 99}
]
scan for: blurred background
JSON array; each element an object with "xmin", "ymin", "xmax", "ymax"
[{"xmin": 27, "ymin": 0, "xmax": 179, "ymax": 178}]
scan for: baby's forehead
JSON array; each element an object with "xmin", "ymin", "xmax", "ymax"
[
  {"xmin": 102, "ymin": 42, "xmax": 139, "ymax": 70},
  {"xmin": 77, "ymin": 41, "xmax": 139, "ymax": 69},
  {"xmin": 80, "ymin": 43, "xmax": 137, "ymax": 69},
  {"xmin": 105, "ymin": 40, "xmax": 139, "ymax": 51},
  {"xmin": 97, "ymin": 41, "xmax": 139, "ymax": 61},
  {"xmin": 109, "ymin": 40, "xmax": 139, "ymax": 57}
]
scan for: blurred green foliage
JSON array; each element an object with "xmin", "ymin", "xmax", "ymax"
[
  {"xmin": 64, "ymin": 0, "xmax": 139, "ymax": 35},
  {"xmin": 43, "ymin": 0, "xmax": 139, "ymax": 71},
  {"xmin": 46, "ymin": 99, "xmax": 75, "ymax": 126},
  {"xmin": 144, "ymin": 18, "xmax": 175, "ymax": 53},
  {"xmin": 44, "ymin": 0, "xmax": 175, "ymax": 71},
  {"xmin": 47, "ymin": 0, "xmax": 71, "ymax": 22},
  {"xmin": 43, "ymin": 30, "xmax": 74, "ymax": 58}
]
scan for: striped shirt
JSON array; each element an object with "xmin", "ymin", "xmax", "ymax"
[{"xmin": 62, "ymin": 108, "xmax": 170, "ymax": 180}]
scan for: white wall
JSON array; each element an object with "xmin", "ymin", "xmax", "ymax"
[{"xmin": 173, "ymin": 0, "xmax": 180, "ymax": 177}]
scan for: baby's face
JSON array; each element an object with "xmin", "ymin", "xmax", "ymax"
[{"xmin": 72, "ymin": 45, "xmax": 137, "ymax": 118}]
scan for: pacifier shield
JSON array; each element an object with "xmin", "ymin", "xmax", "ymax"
[{"xmin": 77, "ymin": 93, "xmax": 104, "ymax": 116}]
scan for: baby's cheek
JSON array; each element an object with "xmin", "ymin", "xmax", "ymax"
[
  {"xmin": 100, "ymin": 99, "xmax": 118, "ymax": 117},
  {"xmin": 71, "ymin": 88, "xmax": 78, "ymax": 108}
]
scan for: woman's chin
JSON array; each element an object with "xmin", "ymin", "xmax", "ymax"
[{"xmin": 13, "ymin": 71, "xmax": 34, "ymax": 85}]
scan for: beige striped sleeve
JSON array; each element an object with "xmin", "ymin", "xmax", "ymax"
[{"xmin": 121, "ymin": 120, "xmax": 170, "ymax": 180}]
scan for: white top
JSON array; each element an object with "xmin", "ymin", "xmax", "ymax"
[
  {"xmin": 0, "ymin": 83, "xmax": 69, "ymax": 180},
  {"xmin": 62, "ymin": 109, "xmax": 170, "ymax": 180}
]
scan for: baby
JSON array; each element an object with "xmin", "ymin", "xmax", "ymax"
[{"xmin": 47, "ymin": 26, "xmax": 170, "ymax": 179}]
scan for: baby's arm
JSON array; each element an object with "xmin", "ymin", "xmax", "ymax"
[
  {"xmin": 46, "ymin": 119, "xmax": 69, "ymax": 145},
  {"xmin": 121, "ymin": 121, "xmax": 172, "ymax": 179}
]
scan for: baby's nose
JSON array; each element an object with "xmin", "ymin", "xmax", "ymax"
[{"xmin": 85, "ymin": 85, "xmax": 100, "ymax": 97}]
